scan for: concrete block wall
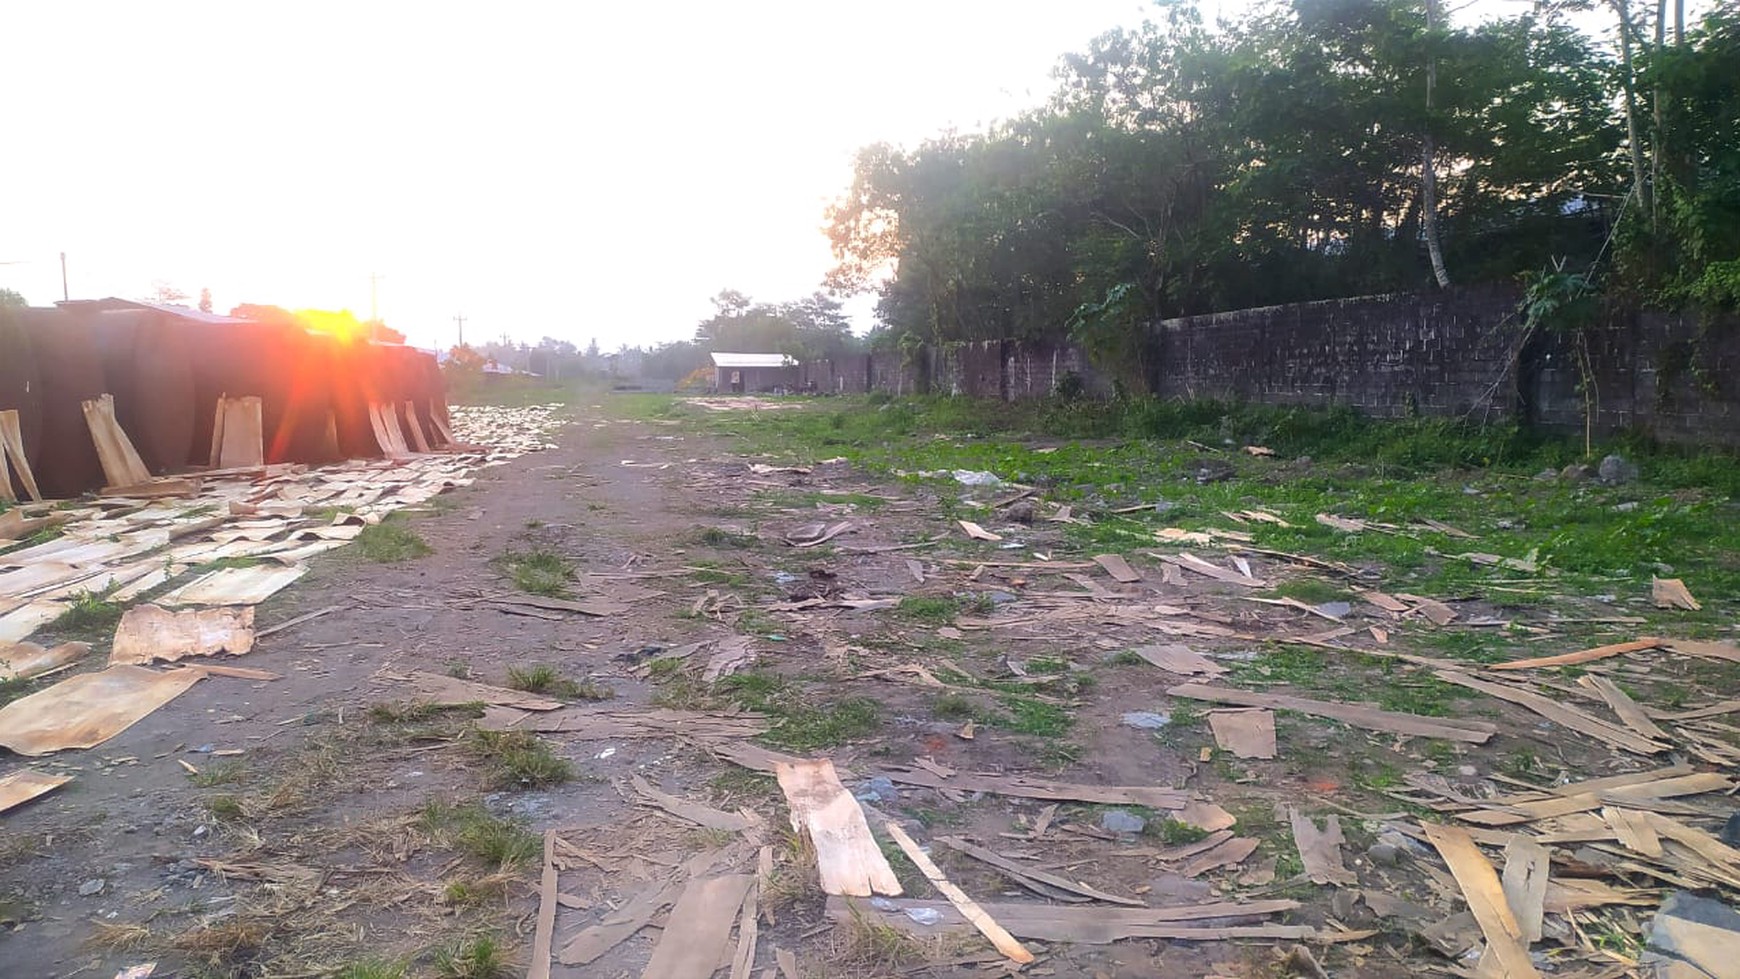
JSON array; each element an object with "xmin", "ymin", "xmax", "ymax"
[{"xmin": 794, "ymin": 290, "xmax": 1740, "ymax": 448}]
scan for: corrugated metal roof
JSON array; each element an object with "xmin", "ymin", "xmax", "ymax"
[
  {"xmin": 711, "ymin": 352, "xmax": 795, "ymax": 368},
  {"xmin": 59, "ymin": 298, "xmax": 254, "ymax": 325}
]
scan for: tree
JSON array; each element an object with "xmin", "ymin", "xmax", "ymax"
[
  {"xmin": 198, "ymin": 287, "xmax": 213, "ymax": 313},
  {"xmin": 148, "ymin": 281, "xmax": 189, "ymax": 305},
  {"xmin": 0, "ymin": 287, "xmax": 25, "ymax": 308}
]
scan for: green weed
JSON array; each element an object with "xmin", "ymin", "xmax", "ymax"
[
  {"xmin": 897, "ymin": 596, "xmax": 959, "ymax": 623},
  {"xmin": 467, "ymin": 730, "xmax": 574, "ymax": 789},
  {"xmin": 433, "ymin": 933, "xmax": 510, "ymax": 979},
  {"xmin": 491, "ymin": 548, "xmax": 573, "ymax": 597},
  {"xmin": 421, "ymin": 801, "xmax": 542, "ymax": 869},
  {"xmin": 356, "ymin": 518, "xmax": 432, "ymax": 562},
  {"xmin": 50, "ymin": 591, "xmax": 123, "ymax": 639}
]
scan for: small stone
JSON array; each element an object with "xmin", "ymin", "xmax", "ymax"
[
  {"xmin": 191, "ymin": 825, "xmax": 208, "ymax": 838},
  {"xmin": 1561, "ymin": 463, "xmax": 1590, "ymax": 483},
  {"xmin": 987, "ymin": 591, "xmax": 1019, "ymax": 605},
  {"xmin": 1534, "ymin": 468, "xmax": 1557, "ymax": 481},
  {"xmin": 866, "ymin": 776, "xmax": 897, "ymax": 802},
  {"xmin": 1315, "ymin": 601, "xmax": 1352, "ymax": 619},
  {"xmin": 1615, "ymin": 501, "xmax": 1639, "ymax": 512},
  {"xmin": 1004, "ymin": 500, "xmax": 1037, "ymax": 525},
  {"xmin": 1366, "ymin": 843, "xmax": 1403, "ymax": 867},
  {"xmin": 1100, "ymin": 810, "xmax": 1147, "ymax": 834},
  {"xmin": 1120, "ymin": 711, "xmax": 1170, "ymax": 730},
  {"xmin": 1457, "ymin": 765, "xmax": 1478, "ymax": 777},
  {"xmin": 1721, "ymin": 813, "xmax": 1740, "ymax": 847},
  {"xmin": 78, "ymin": 878, "xmax": 105, "ymax": 897},
  {"xmin": 1598, "ymin": 453, "xmax": 1639, "ymax": 485}
]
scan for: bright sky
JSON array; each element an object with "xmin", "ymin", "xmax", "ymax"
[{"xmin": 0, "ymin": 1, "xmax": 1650, "ymax": 352}]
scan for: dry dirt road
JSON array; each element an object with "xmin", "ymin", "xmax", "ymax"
[{"xmin": 8, "ymin": 395, "xmax": 1721, "ymax": 979}]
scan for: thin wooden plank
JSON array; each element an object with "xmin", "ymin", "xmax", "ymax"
[
  {"xmin": 1500, "ymin": 837, "xmax": 1550, "ymax": 944},
  {"xmin": 934, "ymin": 836, "xmax": 1143, "ymax": 906},
  {"xmin": 1579, "ymin": 674, "xmax": 1671, "ymax": 741},
  {"xmin": 1093, "ymin": 553, "xmax": 1141, "ymax": 583},
  {"xmin": 641, "ymin": 874, "xmax": 755, "ymax": 979},
  {"xmin": 528, "ymin": 830, "xmax": 558, "ymax": 979},
  {"xmin": 1167, "ymin": 683, "xmax": 1496, "ymax": 742},
  {"xmin": 1421, "ymin": 822, "xmax": 1542, "ymax": 979},
  {"xmin": 1133, "ymin": 643, "xmax": 1226, "ymax": 677},
  {"xmin": 1433, "ymin": 671, "xmax": 1667, "ymax": 755},
  {"xmin": 884, "ymin": 821, "xmax": 1033, "ymax": 964},
  {"xmin": 109, "ymin": 604, "xmax": 255, "ymax": 665},
  {"xmin": 1603, "ymin": 806, "xmax": 1662, "ymax": 858},
  {"xmin": 81, "ymin": 394, "xmax": 152, "ymax": 488},
  {"xmin": 1488, "ymin": 638, "xmax": 1663, "ymax": 671}
]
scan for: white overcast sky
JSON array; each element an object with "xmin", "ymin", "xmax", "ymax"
[{"xmin": 0, "ymin": 0, "xmax": 1646, "ymax": 351}]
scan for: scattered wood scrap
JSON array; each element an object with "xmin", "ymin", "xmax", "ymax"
[
  {"xmin": 933, "ymin": 835, "xmax": 1142, "ymax": 905},
  {"xmin": 630, "ymin": 774, "xmax": 761, "ymax": 833},
  {"xmin": 1289, "ymin": 809, "xmax": 1356, "ymax": 886},
  {"xmin": 885, "ymin": 821, "xmax": 1033, "ymax": 964},
  {"xmin": 158, "ymin": 564, "xmax": 308, "ymax": 607},
  {"xmin": 1652, "ymin": 577, "xmax": 1702, "ymax": 611},
  {"xmin": 1578, "ymin": 674, "xmax": 1670, "ymax": 741},
  {"xmin": 775, "ymin": 758, "xmax": 901, "ymax": 897},
  {"xmin": 0, "ymin": 639, "xmax": 88, "ymax": 682},
  {"xmin": 1181, "ymin": 836, "xmax": 1259, "ymax": 877},
  {"xmin": 786, "ymin": 520, "xmax": 854, "ymax": 548},
  {"xmin": 0, "ymin": 665, "xmax": 204, "ymax": 756},
  {"xmin": 1167, "ymin": 683, "xmax": 1497, "ymax": 743},
  {"xmin": 828, "ymin": 895, "xmax": 1321, "ymax": 943},
  {"xmin": 0, "ymin": 769, "xmax": 71, "ymax": 814},
  {"xmin": 1093, "ymin": 553, "xmax": 1141, "ymax": 583},
  {"xmin": 528, "ymin": 830, "xmax": 557, "ymax": 979},
  {"xmin": 1154, "ymin": 552, "xmax": 1266, "ymax": 587},
  {"xmin": 957, "ymin": 520, "xmax": 1002, "ymax": 542},
  {"xmin": 1208, "ymin": 709, "xmax": 1276, "ymax": 759},
  {"xmin": 703, "ymin": 636, "xmax": 754, "ymax": 682},
  {"xmin": 641, "ymin": 874, "xmax": 756, "ymax": 977},
  {"xmin": 384, "ymin": 669, "xmax": 562, "ymax": 711},
  {"xmin": 1315, "ymin": 513, "xmax": 1367, "ymax": 533},
  {"xmin": 1421, "ymin": 822, "xmax": 1543, "ymax": 979},
  {"xmin": 1433, "ymin": 670, "xmax": 1668, "ymax": 755},
  {"xmin": 1499, "ymin": 838, "xmax": 1550, "ymax": 945},
  {"xmin": 1132, "ymin": 643, "xmax": 1226, "ymax": 677},
  {"xmin": 109, "ymin": 604, "xmax": 255, "ymax": 666},
  {"xmin": 484, "ymin": 706, "xmax": 768, "ymax": 740},
  {"xmin": 1488, "ymin": 637, "xmax": 1664, "ymax": 671},
  {"xmin": 881, "ymin": 766, "xmax": 1193, "ymax": 814}
]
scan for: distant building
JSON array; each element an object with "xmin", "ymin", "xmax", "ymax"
[{"xmin": 710, "ymin": 352, "xmax": 796, "ymax": 393}]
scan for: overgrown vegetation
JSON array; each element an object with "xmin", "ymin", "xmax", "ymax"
[
  {"xmin": 467, "ymin": 729, "xmax": 574, "ymax": 789},
  {"xmin": 505, "ymin": 665, "xmax": 613, "ymax": 701}
]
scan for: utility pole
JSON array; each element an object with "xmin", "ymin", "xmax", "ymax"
[
  {"xmin": 60, "ymin": 252, "xmax": 68, "ymax": 301},
  {"xmin": 453, "ymin": 314, "xmax": 467, "ymax": 347}
]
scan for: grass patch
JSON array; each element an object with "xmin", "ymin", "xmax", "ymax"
[
  {"xmin": 897, "ymin": 596, "xmax": 959, "ymax": 623},
  {"xmin": 50, "ymin": 591, "xmax": 123, "ymax": 639},
  {"xmin": 367, "ymin": 700, "xmax": 485, "ymax": 724},
  {"xmin": 1150, "ymin": 818, "xmax": 1211, "ymax": 845},
  {"xmin": 504, "ymin": 665, "xmax": 613, "ymax": 701},
  {"xmin": 433, "ymin": 933, "xmax": 511, "ymax": 979},
  {"xmin": 1107, "ymin": 649, "xmax": 1146, "ymax": 666},
  {"xmin": 491, "ymin": 547, "xmax": 574, "ymax": 597},
  {"xmin": 467, "ymin": 729, "xmax": 574, "ymax": 789},
  {"xmin": 190, "ymin": 760, "xmax": 248, "ymax": 787},
  {"xmin": 996, "ymin": 695, "xmax": 1072, "ymax": 737},
  {"xmin": 421, "ymin": 801, "xmax": 542, "ymax": 869},
  {"xmin": 931, "ymin": 692, "xmax": 978, "ymax": 722},
  {"xmin": 766, "ymin": 698, "xmax": 883, "ymax": 751},
  {"xmin": 1273, "ymin": 578, "xmax": 1350, "ymax": 604},
  {"xmin": 356, "ymin": 518, "xmax": 432, "ymax": 562},
  {"xmin": 699, "ymin": 526, "xmax": 760, "ymax": 548}
]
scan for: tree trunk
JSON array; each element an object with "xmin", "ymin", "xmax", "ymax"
[
  {"xmin": 1421, "ymin": 0, "xmax": 1451, "ymax": 288},
  {"xmin": 1612, "ymin": 0, "xmax": 1652, "ymax": 220},
  {"xmin": 1652, "ymin": 0, "xmax": 1666, "ymax": 228}
]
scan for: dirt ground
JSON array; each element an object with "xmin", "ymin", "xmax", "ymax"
[{"xmin": 3, "ymin": 394, "xmax": 1736, "ymax": 978}]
